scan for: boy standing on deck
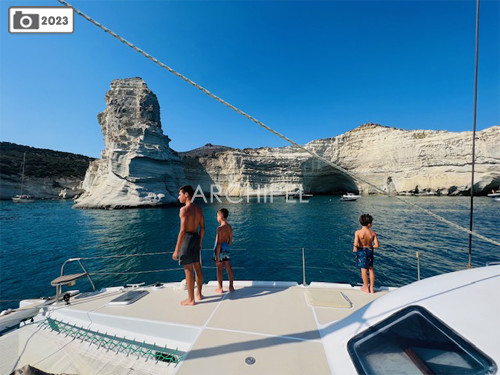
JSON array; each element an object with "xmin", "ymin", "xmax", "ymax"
[
  {"xmin": 353, "ymin": 214, "xmax": 379, "ymax": 293},
  {"xmin": 213, "ymin": 208, "xmax": 235, "ymax": 293},
  {"xmin": 173, "ymin": 185, "xmax": 205, "ymax": 306}
]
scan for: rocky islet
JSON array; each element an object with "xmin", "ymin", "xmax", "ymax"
[{"xmin": 73, "ymin": 78, "xmax": 185, "ymax": 208}]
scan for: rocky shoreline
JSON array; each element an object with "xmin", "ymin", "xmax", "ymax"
[{"xmin": 2, "ymin": 77, "xmax": 499, "ymax": 207}]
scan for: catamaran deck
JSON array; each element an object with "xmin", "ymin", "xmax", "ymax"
[{"xmin": 1, "ymin": 281, "xmax": 387, "ymax": 375}]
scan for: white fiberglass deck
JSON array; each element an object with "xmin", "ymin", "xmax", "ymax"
[{"xmin": 1, "ymin": 281, "xmax": 386, "ymax": 375}]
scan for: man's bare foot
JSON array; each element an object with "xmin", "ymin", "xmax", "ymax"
[
  {"xmin": 229, "ymin": 286, "xmax": 235, "ymax": 292},
  {"xmin": 369, "ymin": 286, "xmax": 375, "ymax": 294},
  {"xmin": 215, "ymin": 288, "xmax": 224, "ymax": 294},
  {"xmin": 196, "ymin": 292, "xmax": 204, "ymax": 301},
  {"xmin": 360, "ymin": 286, "xmax": 369, "ymax": 293},
  {"xmin": 180, "ymin": 298, "xmax": 195, "ymax": 306}
]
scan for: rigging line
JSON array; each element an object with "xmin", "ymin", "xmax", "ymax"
[
  {"xmin": 89, "ymin": 268, "xmax": 183, "ymax": 275},
  {"xmin": 58, "ymin": 0, "xmax": 500, "ymax": 248},
  {"xmin": 468, "ymin": 0, "xmax": 481, "ymax": 267},
  {"xmin": 77, "ymin": 252, "xmax": 173, "ymax": 260},
  {"xmin": 55, "ymin": 0, "xmax": 361, "ymax": 185},
  {"xmin": 74, "ymin": 249, "xmax": 248, "ymax": 261}
]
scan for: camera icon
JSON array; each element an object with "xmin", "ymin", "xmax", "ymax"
[{"xmin": 13, "ymin": 11, "xmax": 39, "ymax": 30}]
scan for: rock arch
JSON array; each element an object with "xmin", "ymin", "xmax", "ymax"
[{"xmin": 300, "ymin": 158, "xmax": 358, "ymax": 194}]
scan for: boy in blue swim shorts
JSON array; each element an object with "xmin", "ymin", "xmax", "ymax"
[
  {"xmin": 353, "ymin": 214, "xmax": 380, "ymax": 293},
  {"xmin": 213, "ymin": 208, "xmax": 234, "ymax": 293}
]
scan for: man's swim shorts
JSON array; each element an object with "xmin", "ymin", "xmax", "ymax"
[
  {"xmin": 179, "ymin": 232, "xmax": 200, "ymax": 265},
  {"xmin": 356, "ymin": 247, "xmax": 374, "ymax": 269}
]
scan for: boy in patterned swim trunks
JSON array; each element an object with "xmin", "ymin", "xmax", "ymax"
[
  {"xmin": 213, "ymin": 208, "xmax": 234, "ymax": 293},
  {"xmin": 353, "ymin": 214, "xmax": 380, "ymax": 293}
]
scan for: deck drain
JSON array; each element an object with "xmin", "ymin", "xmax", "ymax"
[{"xmin": 245, "ymin": 356, "xmax": 256, "ymax": 365}]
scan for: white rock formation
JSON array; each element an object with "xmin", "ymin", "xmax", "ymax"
[
  {"xmin": 183, "ymin": 124, "xmax": 500, "ymax": 196},
  {"xmin": 73, "ymin": 76, "xmax": 498, "ymax": 206},
  {"xmin": 307, "ymin": 124, "xmax": 500, "ymax": 195},
  {"xmin": 74, "ymin": 78, "xmax": 185, "ymax": 208}
]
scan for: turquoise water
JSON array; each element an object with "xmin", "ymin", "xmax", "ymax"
[{"xmin": 1, "ymin": 196, "xmax": 499, "ymax": 311}]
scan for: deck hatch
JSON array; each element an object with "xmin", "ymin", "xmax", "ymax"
[
  {"xmin": 109, "ymin": 290, "xmax": 149, "ymax": 305},
  {"xmin": 347, "ymin": 305, "xmax": 497, "ymax": 375}
]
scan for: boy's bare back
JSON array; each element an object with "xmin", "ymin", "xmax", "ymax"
[
  {"xmin": 217, "ymin": 223, "xmax": 232, "ymax": 244},
  {"xmin": 354, "ymin": 227, "xmax": 379, "ymax": 248}
]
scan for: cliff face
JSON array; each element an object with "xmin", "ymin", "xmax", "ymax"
[
  {"xmin": 183, "ymin": 146, "xmax": 358, "ymax": 196},
  {"xmin": 183, "ymin": 124, "xmax": 500, "ymax": 196},
  {"xmin": 72, "ymin": 77, "xmax": 498, "ymax": 207},
  {"xmin": 6, "ymin": 78, "xmax": 496, "ymax": 204},
  {"xmin": 74, "ymin": 78, "xmax": 185, "ymax": 208},
  {"xmin": 307, "ymin": 124, "xmax": 499, "ymax": 195}
]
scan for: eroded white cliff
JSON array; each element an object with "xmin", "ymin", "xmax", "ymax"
[
  {"xmin": 74, "ymin": 77, "xmax": 499, "ymax": 207},
  {"xmin": 74, "ymin": 78, "xmax": 185, "ymax": 208},
  {"xmin": 183, "ymin": 124, "xmax": 500, "ymax": 196}
]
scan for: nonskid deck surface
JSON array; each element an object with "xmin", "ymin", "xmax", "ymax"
[{"xmin": 2, "ymin": 281, "xmax": 386, "ymax": 375}]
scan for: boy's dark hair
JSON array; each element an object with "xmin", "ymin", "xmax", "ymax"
[
  {"xmin": 218, "ymin": 208, "xmax": 229, "ymax": 219},
  {"xmin": 359, "ymin": 214, "xmax": 373, "ymax": 226},
  {"xmin": 179, "ymin": 185, "xmax": 195, "ymax": 198}
]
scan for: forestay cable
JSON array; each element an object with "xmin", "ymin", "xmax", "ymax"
[{"xmin": 57, "ymin": 0, "xmax": 500, "ymax": 248}]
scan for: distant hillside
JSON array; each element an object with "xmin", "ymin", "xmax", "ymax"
[
  {"xmin": 0, "ymin": 142, "xmax": 95, "ymax": 178},
  {"xmin": 178, "ymin": 143, "xmax": 235, "ymax": 158}
]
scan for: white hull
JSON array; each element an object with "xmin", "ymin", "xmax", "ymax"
[
  {"xmin": 11, "ymin": 196, "xmax": 35, "ymax": 203},
  {"xmin": 341, "ymin": 194, "xmax": 360, "ymax": 201},
  {"xmin": 0, "ymin": 300, "xmax": 47, "ymax": 332}
]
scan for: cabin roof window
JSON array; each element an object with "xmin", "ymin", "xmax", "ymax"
[{"xmin": 347, "ymin": 305, "xmax": 496, "ymax": 375}]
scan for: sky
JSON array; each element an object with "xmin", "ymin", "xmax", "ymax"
[{"xmin": 0, "ymin": 0, "xmax": 499, "ymax": 158}]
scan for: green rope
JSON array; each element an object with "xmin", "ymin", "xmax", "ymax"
[{"xmin": 39, "ymin": 319, "xmax": 182, "ymax": 364}]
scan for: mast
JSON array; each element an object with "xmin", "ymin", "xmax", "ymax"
[
  {"xmin": 468, "ymin": 0, "xmax": 480, "ymax": 269},
  {"xmin": 20, "ymin": 152, "xmax": 26, "ymax": 195}
]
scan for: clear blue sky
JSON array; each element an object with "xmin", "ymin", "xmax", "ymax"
[{"xmin": 1, "ymin": 0, "xmax": 499, "ymax": 158}]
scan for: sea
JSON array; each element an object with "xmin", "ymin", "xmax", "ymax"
[{"xmin": 1, "ymin": 196, "xmax": 499, "ymax": 311}]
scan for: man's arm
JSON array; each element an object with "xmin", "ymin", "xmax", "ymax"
[
  {"xmin": 353, "ymin": 231, "xmax": 359, "ymax": 252},
  {"xmin": 172, "ymin": 208, "xmax": 187, "ymax": 260}
]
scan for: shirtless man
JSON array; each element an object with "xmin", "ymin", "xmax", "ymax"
[
  {"xmin": 172, "ymin": 185, "xmax": 205, "ymax": 306},
  {"xmin": 353, "ymin": 214, "xmax": 380, "ymax": 293}
]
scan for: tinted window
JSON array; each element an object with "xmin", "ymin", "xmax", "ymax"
[{"xmin": 348, "ymin": 306, "xmax": 496, "ymax": 375}]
